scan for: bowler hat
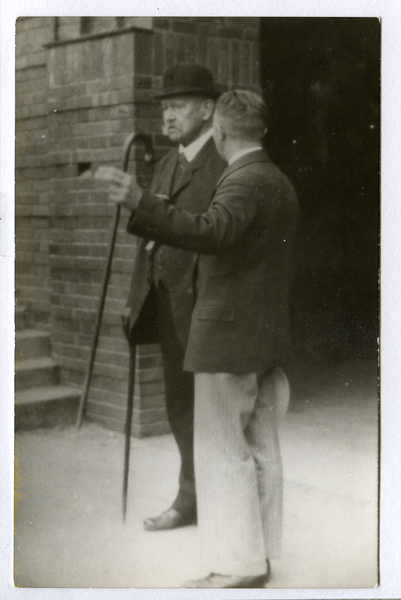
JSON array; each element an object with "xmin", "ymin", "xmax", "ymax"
[{"xmin": 153, "ymin": 62, "xmax": 219, "ymax": 100}]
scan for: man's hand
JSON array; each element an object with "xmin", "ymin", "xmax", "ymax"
[{"xmin": 95, "ymin": 166, "xmax": 143, "ymax": 212}]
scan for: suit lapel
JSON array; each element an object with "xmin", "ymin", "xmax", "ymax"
[
  {"xmin": 216, "ymin": 149, "xmax": 271, "ymax": 189},
  {"xmin": 160, "ymin": 151, "xmax": 180, "ymax": 198},
  {"xmin": 171, "ymin": 159, "xmax": 191, "ymax": 197},
  {"xmin": 171, "ymin": 137, "xmax": 218, "ymax": 198}
]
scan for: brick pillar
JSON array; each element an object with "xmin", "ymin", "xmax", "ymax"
[
  {"xmin": 46, "ymin": 24, "xmax": 170, "ymax": 437},
  {"xmin": 17, "ymin": 17, "xmax": 261, "ymax": 437},
  {"xmin": 15, "ymin": 18, "xmax": 55, "ymax": 326}
]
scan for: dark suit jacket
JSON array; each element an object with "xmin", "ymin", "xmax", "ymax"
[
  {"xmin": 126, "ymin": 137, "xmax": 226, "ymax": 346},
  {"xmin": 127, "ymin": 149, "xmax": 299, "ymax": 373}
]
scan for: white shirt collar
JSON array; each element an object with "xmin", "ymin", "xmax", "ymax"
[
  {"xmin": 228, "ymin": 146, "xmax": 263, "ymax": 166},
  {"xmin": 179, "ymin": 128, "xmax": 214, "ymax": 162}
]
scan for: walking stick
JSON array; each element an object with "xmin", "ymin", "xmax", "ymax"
[
  {"xmin": 76, "ymin": 132, "xmax": 154, "ymax": 429},
  {"xmin": 121, "ymin": 135, "xmax": 155, "ymax": 521},
  {"xmin": 122, "ymin": 343, "xmax": 136, "ymax": 522}
]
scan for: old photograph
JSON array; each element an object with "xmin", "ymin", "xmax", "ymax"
[{"xmin": 14, "ymin": 16, "xmax": 379, "ymax": 589}]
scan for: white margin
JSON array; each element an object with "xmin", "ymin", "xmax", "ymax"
[{"xmin": 2, "ymin": 2, "xmax": 401, "ymax": 599}]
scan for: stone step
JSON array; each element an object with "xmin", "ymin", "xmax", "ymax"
[
  {"xmin": 15, "ymin": 385, "xmax": 81, "ymax": 430},
  {"xmin": 15, "ymin": 329, "xmax": 51, "ymax": 361},
  {"xmin": 15, "ymin": 357, "xmax": 59, "ymax": 391}
]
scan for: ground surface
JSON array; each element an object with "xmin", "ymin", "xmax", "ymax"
[{"xmin": 14, "ymin": 359, "xmax": 379, "ymax": 589}]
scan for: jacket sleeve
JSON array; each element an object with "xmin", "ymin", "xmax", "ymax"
[{"xmin": 126, "ymin": 178, "xmax": 259, "ymax": 255}]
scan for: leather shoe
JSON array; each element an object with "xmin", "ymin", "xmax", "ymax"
[
  {"xmin": 183, "ymin": 562, "xmax": 270, "ymax": 589},
  {"xmin": 143, "ymin": 508, "xmax": 196, "ymax": 531}
]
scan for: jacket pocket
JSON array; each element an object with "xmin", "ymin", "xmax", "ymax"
[{"xmin": 196, "ymin": 304, "xmax": 235, "ymax": 322}]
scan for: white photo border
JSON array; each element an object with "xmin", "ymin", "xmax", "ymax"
[{"xmin": 2, "ymin": 2, "xmax": 400, "ymax": 599}]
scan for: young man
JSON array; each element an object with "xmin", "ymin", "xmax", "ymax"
[
  {"xmin": 120, "ymin": 63, "xmax": 225, "ymax": 532},
  {"xmin": 99, "ymin": 90, "xmax": 298, "ymax": 588}
]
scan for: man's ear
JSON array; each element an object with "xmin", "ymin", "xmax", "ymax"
[
  {"xmin": 213, "ymin": 122, "xmax": 225, "ymax": 142},
  {"xmin": 202, "ymin": 99, "xmax": 215, "ymax": 121}
]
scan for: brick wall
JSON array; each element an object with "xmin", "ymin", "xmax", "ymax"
[
  {"xmin": 152, "ymin": 16, "xmax": 260, "ymax": 88},
  {"xmin": 15, "ymin": 18, "xmax": 55, "ymax": 325},
  {"xmin": 15, "ymin": 17, "xmax": 261, "ymax": 436}
]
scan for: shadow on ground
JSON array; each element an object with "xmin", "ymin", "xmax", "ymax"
[{"xmin": 14, "ymin": 357, "xmax": 378, "ymax": 589}]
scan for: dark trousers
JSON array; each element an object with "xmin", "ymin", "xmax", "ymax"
[{"xmin": 155, "ymin": 282, "xmax": 196, "ymax": 517}]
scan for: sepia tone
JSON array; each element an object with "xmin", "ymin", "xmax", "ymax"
[{"xmin": 14, "ymin": 17, "xmax": 379, "ymax": 588}]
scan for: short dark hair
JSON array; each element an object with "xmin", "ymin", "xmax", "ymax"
[{"xmin": 215, "ymin": 90, "xmax": 268, "ymax": 141}]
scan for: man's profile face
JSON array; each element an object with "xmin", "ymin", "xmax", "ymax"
[{"xmin": 161, "ymin": 96, "xmax": 211, "ymax": 147}]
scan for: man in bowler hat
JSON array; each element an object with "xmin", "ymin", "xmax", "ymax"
[
  {"xmin": 99, "ymin": 89, "xmax": 297, "ymax": 587},
  {"xmin": 122, "ymin": 63, "xmax": 226, "ymax": 531}
]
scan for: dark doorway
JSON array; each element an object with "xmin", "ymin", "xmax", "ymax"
[{"xmin": 260, "ymin": 18, "xmax": 380, "ymax": 390}]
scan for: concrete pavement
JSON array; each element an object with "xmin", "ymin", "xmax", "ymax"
[{"xmin": 14, "ymin": 359, "xmax": 378, "ymax": 589}]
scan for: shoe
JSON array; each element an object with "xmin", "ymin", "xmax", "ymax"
[
  {"xmin": 143, "ymin": 508, "xmax": 197, "ymax": 531},
  {"xmin": 183, "ymin": 566, "xmax": 270, "ymax": 589}
]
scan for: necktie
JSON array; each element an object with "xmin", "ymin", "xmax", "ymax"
[
  {"xmin": 172, "ymin": 152, "xmax": 189, "ymax": 192},
  {"xmin": 178, "ymin": 152, "xmax": 189, "ymax": 170}
]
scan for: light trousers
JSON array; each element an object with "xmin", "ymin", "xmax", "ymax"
[{"xmin": 194, "ymin": 367, "xmax": 287, "ymax": 576}]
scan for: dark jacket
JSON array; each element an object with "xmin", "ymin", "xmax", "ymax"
[
  {"xmin": 126, "ymin": 137, "xmax": 226, "ymax": 346},
  {"xmin": 128, "ymin": 149, "xmax": 299, "ymax": 373}
]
